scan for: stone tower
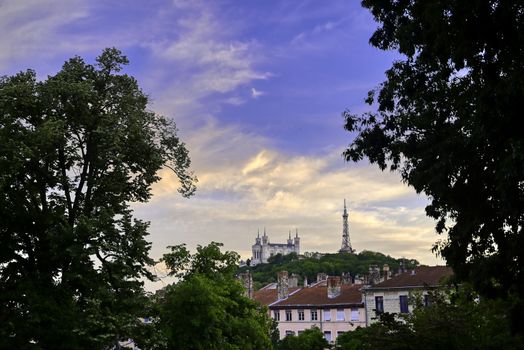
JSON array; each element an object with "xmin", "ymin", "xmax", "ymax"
[{"xmin": 339, "ymin": 199, "xmax": 355, "ymax": 253}]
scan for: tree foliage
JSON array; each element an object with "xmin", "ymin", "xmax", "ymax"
[
  {"xmin": 0, "ymin": 48, "xmax": 196, "ymax": 349},
  {"xmin": 157, "ymin": 242, "xmax": 275, "ymax": 350},
  {"xmin": 277, "ymin": 327, "xmax": 330, "ymax": 350},
  {"xmin": 344, "ymin": 0, "xmax": 524, "ymax": 308}
]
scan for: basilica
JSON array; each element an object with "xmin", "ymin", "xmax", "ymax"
[{"xmin": 250, "ymin": 229, "xmax": 300, "ymax": 266}]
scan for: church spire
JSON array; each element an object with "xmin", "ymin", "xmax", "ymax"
[{"xmin": 339, "ymin": 199, "xmax": 354, "ymax": 253}]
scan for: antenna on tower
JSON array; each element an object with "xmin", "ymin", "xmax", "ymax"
[{"xmin": 339, "ymin": 199, "xmax": 354, "ymax": 253}]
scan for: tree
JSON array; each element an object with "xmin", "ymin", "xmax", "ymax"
[
  {"xmin": 0, "ymin": 48, "xmax": 196, "ymax": 349},
  {"xmin": 277, "ymin": 327, "xmax": 330, "ymax": 350},
  {"xmin": 344, "ymin": 0, "xmax": 524, "ymax": 320},
  {"xmin": 157, "ymin": 242, "xmax": 275, "ymax": 350}
]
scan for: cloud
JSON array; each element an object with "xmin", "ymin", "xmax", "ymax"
[
  {"xmin": 0, "ymin": 0, "xmax": 90, "ymax": 71},
  {"xmin": 143, "ymin": 2, "xmax": 272, "ymax": 117},
  {"xmin": 250, "ymin": 87, "xmax": 265, "ymax": 99},
  {"xmin": 223, "ymin": 96, "xmax": 246, "ymax": 106},
  {"xmin": 136, "ymin": 122, "xmax": 443, "ymax": 280}
]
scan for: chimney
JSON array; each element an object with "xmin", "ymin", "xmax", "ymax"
[
  {"xmin": 304, "ymin": 276, "xmax": 308, "ymax": 287},
  {"xmin": 368, "ymin": 265, "xmax": 380, "ymax": 285},
  {"xmin": 317, "ymin": 272, "xmax": 327, "ymax": 283},
  {"xmin": 239, "ymin": 271, "xmax": 253, "ymax": 299},
  {"xmin": 327, "ymin": 276, "xmax": 341, "ymax": 299},
  {"xmin": 289, "ymin": 273, "xmax": 299, "ymax": 288},
  {"xmin": 341, "ymin": 272, "xmax": 353, "ymax": 285},
  {"xmin": 277, "ymin": 271, "xmax": 289, "ymax": 300},
  {"xmin": 399, "ymin": 260, "xmax": 406, "ymax": 274},
  {"xmin": 383, "ymin": 264, "xmax": 390, "ymax": 280}
]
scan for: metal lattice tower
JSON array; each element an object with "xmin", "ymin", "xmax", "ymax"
[{"xmin": 339, "ymin": 199, "xmax": 354, "ymax": 253}]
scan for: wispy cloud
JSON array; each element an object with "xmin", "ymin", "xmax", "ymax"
[
  {"xmin": 250, "ymin": 87, "xmax": 265, "ymax": 99},
  {"xmin": 0, "ymin": 0, "xmax": 90, "ymax": 71},
  {"xmin": 1, "ymin": 0, "xmax": 442, "ymax": 294},
  {"xmin": 143, "ymin": 2, "xmax": 272, "ymax": 117},
  {"xmin": 138, "ymin": 129, "xmax": 441, "ymax": 275}
]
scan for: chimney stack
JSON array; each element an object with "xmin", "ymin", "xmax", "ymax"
[
  {"xmin": 341, "ymin": 272, "xmax": 353, "ymax": 285},
  {"xmin": 317, "ymin": 272, "xmax": 327, "ymax": 283},
  {"xmin": 289, "ymin": 273, "xmax": 299, "ymax": 288},
  {"xmin": 383, "ymin": 264, "xmax": 390, "ymax": 280},
  {"xmin": 239, "ymin": 271, "xmax": 253, "ymax": 299},
  {"xmin": 277, "ymin": 271, "xmax": 289, "ymax": 300},
  {"xmin": 327, "ymin": 276, "xmax": 341, "ymax": 299},
  {"xmin": 368, "ymin": 265, "xmax": 380, "ymax": 285},
  {"xmin": 399, "ymin": 259, "xmax": 406, "ymax": 274}
]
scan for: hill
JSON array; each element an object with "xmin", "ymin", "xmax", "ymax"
[{"xmin": 238, "ymin": 251, "xmax": 419, "ymax": 290}]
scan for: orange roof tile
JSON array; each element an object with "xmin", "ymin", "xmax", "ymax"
[
  {"xmin": 253, "ymin": 287, "xmax": 300, "ymax": 306},
  {"xmin": 269, "ymin": 284, "xmax": 363, "ymax": 309}
]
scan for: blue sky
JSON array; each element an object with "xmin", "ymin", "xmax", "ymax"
[{"xmin": 1, "ymin": 0, "xmax": 443, "ymax": 289}]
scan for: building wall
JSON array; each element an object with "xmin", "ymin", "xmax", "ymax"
[
  {"xmin": 272, "ymin": 306, "xmax": 366, "ymax": 343},
  {"xmin": 364, "ymin": 289, "xmax": 422, "ymax": 325}
]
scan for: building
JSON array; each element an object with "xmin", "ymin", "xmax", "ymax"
[
  {"xmin": 362, "ymin": 265, "xmax": 453, "ymax": 325},
  {"xmin": 253, "ymin": 272, "xmax": 365, "ymax": 344},
  {"xmin": 251, "ymin": 229, "xmax": 300, "ymax": 266}
]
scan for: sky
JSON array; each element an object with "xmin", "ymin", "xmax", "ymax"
[{"xmin": 1, "ymin": 0, "xmax": 445, "ymax": 289}]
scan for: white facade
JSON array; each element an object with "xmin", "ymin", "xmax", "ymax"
[
  {"xmin": 251, "ymin": 229, "xmax": 300, "ymax": 266},
  {"xmin": 363, "ymin": 289, "xmax": 415, "ymax": 325},
  {"xmin": 272, "ymin": 305, "xmax": 366, "ymax": 343}
]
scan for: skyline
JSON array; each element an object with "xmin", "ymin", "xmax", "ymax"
[{"xmin": 1, "ymin": 0, "xmax": 444, "ymax": 289}]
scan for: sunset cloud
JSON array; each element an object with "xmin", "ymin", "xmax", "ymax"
[{"xmin": 2, "ymin": 1, "xmax": 445, "ymax": 293}]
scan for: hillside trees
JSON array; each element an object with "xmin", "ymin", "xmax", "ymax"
[
  {"xmin": 0, "ymin": 48, "xmax": 196, "ymax": 349},
  {"xmin": 239, "ymin": 251, "xmax": 417, "ymax": 288},
  {"xmin": 344, "ymin": 0, "xmax": 524, "ymax": 322}
]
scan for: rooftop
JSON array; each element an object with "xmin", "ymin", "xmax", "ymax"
[
  {"xmin": 270, "ymin": 284, "xmax": 363, "ymax": 308},
  {"xmin": 366, "ymin": 266, "xmax": 453, "ymax": 290},
  {"xmin": 253, "ymin": 287, "xmax": 300, "ymax": 306}
]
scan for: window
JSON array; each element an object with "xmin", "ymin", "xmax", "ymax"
[
  {"xmin": 273, "ymin": 310, "xmax": 280, "ymax": 321},
  {"xmin": 424, "ymin": 294, "xmax": 432, "ymax": 307},
  {"xmin": 399, "ymin": 295, "xmax": 409, "ymax": 313},
  {"xmin": 351, "ymin": 308, "xmax": 359, "ymax": 321},
  {"xmin": 323, "ymin": 309, "xmax": 331, "ymax": 321},
  {"xmin": 337, "ymin": 308, "xmax": 344, "ymax": 321},
  {"xmin": 375, "ymin": 296, "xmax": 384, "ymax": 313},
  {"xmin": 286, "ymin": 310, "xmax": 292, "ymax": 321},
  {"xmin": 310, "ymin": 309, "xmax": 318, "ymax": 321},
  {"xmin": 298, "ymin": 310, "xmax": 304, "ymax": 321},
  {"xmin": 285, "ymin": 330, "xmax": 294, "ymax": 336},
  {"xmin": 323, "ymin": 331, "xmax": 332, "ymax": 342},
  {"xmin": 298, "ymin": 330, "xmax": 304, "ymax": 335},
  {"xmin": 337, "ymin": 331, "xmax": 345, "ymax": 339}
]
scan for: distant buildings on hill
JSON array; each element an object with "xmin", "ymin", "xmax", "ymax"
[
  {"xmin": 250, "ymin": 200, "xmax": 355, "ymax": 265},
  {"xmin": 250, "ymin": 229, "xmax": 300, "ymax": 266}
]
